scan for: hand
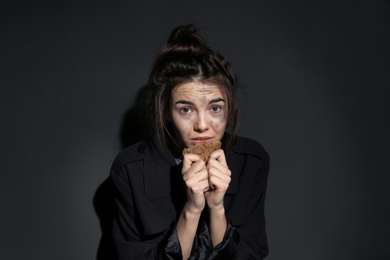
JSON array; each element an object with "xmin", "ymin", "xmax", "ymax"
[
  {"xmin": 182, "ymin": 153, "xmax": 209, "ymax": 213},
  {"xmin": 204, "ymin": 149, "xmax": 231, "ymax": 209}
]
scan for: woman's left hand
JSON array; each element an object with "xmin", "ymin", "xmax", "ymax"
[{"xmin": 204, "ymin": 149, "xmax": 231, "ymax": 209}]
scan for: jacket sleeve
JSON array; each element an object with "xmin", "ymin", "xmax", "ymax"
[
  {"xmin": 205, "ymin": 220, "xmax": 240, "ymax": 260},
  {"xmin": 110, "ymin": 162, "xmax": 183, "ymax": 260}
]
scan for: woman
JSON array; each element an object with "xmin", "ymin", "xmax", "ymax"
[{"xmin": 110, "ymin": 24, "xmax": 269, "ymax": 259}]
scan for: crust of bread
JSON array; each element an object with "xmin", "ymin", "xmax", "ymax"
[{"xmin": 182, "ymin": 141, "xmax": 222, "ymax": 161}]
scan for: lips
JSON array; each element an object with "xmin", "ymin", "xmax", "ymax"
[{"xmin": 191, "ymin": 137, "xmax": 213, "ymax": 143}]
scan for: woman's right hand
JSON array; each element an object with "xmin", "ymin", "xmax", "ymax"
[{"xmin": 182, "ymin": 153, "xmax": 209, "ymax": 213}]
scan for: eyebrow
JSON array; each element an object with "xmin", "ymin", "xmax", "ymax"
[{"xmin": 174, "ymin": 98, "xmax": 225, "ymax": 106}]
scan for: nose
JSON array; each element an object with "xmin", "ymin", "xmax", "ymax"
[{"xmin": 194, "ymin": 112, "xmax": 209, "ymax": 132}]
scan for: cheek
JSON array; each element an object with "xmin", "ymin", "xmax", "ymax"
[
  {"xmin": 172, "ymin": 114, "xmax": 193, "ymax": 132},
  {"xmin": 210, "ymin": 112, "xmax": 228, "ymax": 129}
]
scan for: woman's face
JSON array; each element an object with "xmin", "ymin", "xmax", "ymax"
[{"xmin": 169, "ymin": 81, "xmax": 228, "ymax": 148}]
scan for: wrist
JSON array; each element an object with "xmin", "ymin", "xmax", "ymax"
[
  {"xmin": 208, "ymin": 206, "xmax": 227, "ymax": 247},
  {"xmin": 183, "ymin": 203, "xmax": 203, "ymax": 218},
  {"xmin": 208, "ymin": 204, "xmax": 225, "ymax": 216}
]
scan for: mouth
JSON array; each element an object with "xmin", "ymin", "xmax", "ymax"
[{"xmin": 191, "ymin": 137, "xmax": 214, "ymax": 143}]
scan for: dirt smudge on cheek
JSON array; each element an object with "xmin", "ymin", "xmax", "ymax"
[{"xmin": 210, "ymin": 111, "xmax": 227, "ymax": 130}]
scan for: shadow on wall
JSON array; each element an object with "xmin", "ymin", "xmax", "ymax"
[{"xmin": 93, "ymin": 85, "xmax": 149, "ymax": 260}]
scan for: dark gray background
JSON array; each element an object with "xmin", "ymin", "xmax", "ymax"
[{"xmin": 1, "ymin": 1, "xmax": 389, "ymax": 259}]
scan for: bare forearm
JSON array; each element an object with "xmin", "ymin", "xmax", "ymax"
[
  {"xmin": 209, "ymin": 206, "xmax": 227, "ymax": 246},
  {"xmin": 177, "ymin": 206, "xmax": 202, "ymax": 259}
]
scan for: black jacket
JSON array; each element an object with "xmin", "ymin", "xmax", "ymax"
[{"xmin": 110, "ymin": 135, "xmax": 269, "ymax": 259}]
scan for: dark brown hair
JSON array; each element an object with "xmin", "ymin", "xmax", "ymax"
[{"xmin": 145, "ymin": 24, "xmax": 239, "ymax": 152}]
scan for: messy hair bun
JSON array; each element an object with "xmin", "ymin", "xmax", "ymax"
[
  {"xmin": 145, "ymin": 24, "xmax": 239, "ymax": 151},
  {"xmin": 165, "ymin": 25, "xmax": 207, "ymax": 54}
]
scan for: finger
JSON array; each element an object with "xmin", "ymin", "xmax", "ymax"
[
  {"xmin": 207, "ymin": 159, "xmax": 231, "ymax": 177},
  {"xmin": 185, "ymin": 170, "xmax": 210, "ymax": 193},
  {"xmin": 182, "ymin": 155, "xmax": 206, "ymax": 177},
  {"xmin": 184, "ymin": 168, "xmax": 208, "ymax": 185},
  {"xmin": 208, "ymin": 174, "xmax": 230, "ymax": 191},
  {"xmin": 208, "ymin": 168, "xmax": 231, "ymax": 184},
  {"xmin": 207, "ymin": 166, "xmax": 231, "ymax": 189},
  {"xmin": 208, "ymin": 149, "xmax": 227, "ymax": 166},
  {"xmin": 182, "ymin": 153, "xmax": 203, "ymax": 172}
]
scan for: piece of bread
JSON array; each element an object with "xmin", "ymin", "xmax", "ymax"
[{"xmin": 182, "ymin": 141, "xmax": 222, "ymax": 161}]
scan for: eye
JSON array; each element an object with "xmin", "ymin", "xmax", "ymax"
[
  {"xmin": 179, "ymin": 107, "xmax": 192, "ymax": 114},
  {"xmin": 210, "ymin": 106, "xmax": 222, "ymax": 113}
]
